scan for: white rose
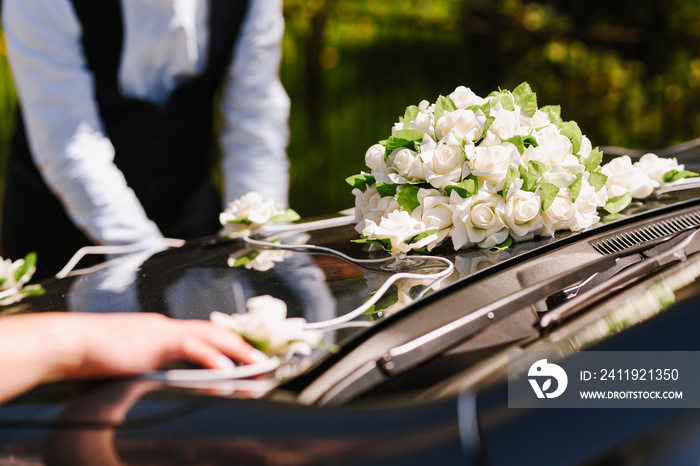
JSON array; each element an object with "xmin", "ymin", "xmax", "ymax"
[
  {"xmin": 488, "ymin": 102, "xmax": 528, "ymax": 141},
  {"xmin": 449, "ymin": 188, "xmax": 509, "ymax": 249},
  {"xmin": 420, "ymin": 134, "xmax": 466, "ymax": 189},
  {"xmin": 504, "ymin": 179, "xmax": 543, "ymax": 241},
  {"xmin": 573, "ymin": 179, "xmax": 605, "ymax": 229},
  {"xmin": 634, "ymin": 153, "xmax": 684, "ymax": 184},
  {"xmin": 210, "ymin": 295, "xmax": 322, "ymax": 357},
  {"xmin": 435, "ymin": 108, "xmax": 486, "ymax": 142},
  {"xmin": 578, "ymin": 136, "xmax": 592, "ymax": 158},
  {"xmin": 533, "ymin": 124, "xmax": 574, "ymax": 166},
  {"xmin": 449, "ymin": 86, "xmax": 486, "ymax": 109},
  {"xmin": 602, "ymin": 155, "xmax": 658, "ymax": 199},
  {"xmin": 530, "ymin": 109, "xmax": 550, "ymax": 129},
  {"xmin": 408, "ymin": 101, "xmax": 435, "ymax": 138},
  {"xmin": 0, "ymin": 256, "xmax": 34, "ymax": 291},
  {"xmin": 365, "ymin": 143, "xmax": 388, "ymax": 174},
  {"xmin": 471, "ymin": 142, "xmax": 522, "ymax": 190},
  {"xmin": 364, "ymin": 210, "xmax": 438, "ymax": 255},
  {"xmin": 388, "ymin": 147, "xmax": 425, "ymax": 182},
  {"xmin": 220, "ymin": 192, "xmax": 286, "ymax": 237},
  {"xmin": 536, "ymin": 191, "xmax": 580, "ymax": 236},
  {"xmin": 228, "ymin": 249, "xmax": 292, "ymax": 272},
  {"xmin": 411, "ymin": 188, "xmax": 452, "ymax": 250},
  {"xmin": 353, "ymin": 183, "xmax": 381, "ymax": 228},
  {"xmin": 358, "ymin": 195, "xmax": 400, "ymax": 235},
  {"xmin": 540, "ymin": 165, "xmax": 578, "ymax": 188}
]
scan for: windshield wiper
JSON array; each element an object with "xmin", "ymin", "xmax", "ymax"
[{"xmin": 540, "ymin": 227, "xmax": 700, "ymax": 328}]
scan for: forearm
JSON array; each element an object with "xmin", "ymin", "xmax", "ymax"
[
  {"xmin": 0, "ymin": 313, "xmax": 78, "ymax": 404},
  {"xmin": 220, "ymin": 0, "xmax": 291, "ymax": 206}
]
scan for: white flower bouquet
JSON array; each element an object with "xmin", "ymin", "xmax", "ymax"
[
  {"xmin": 0, "ymin": 252, "xmax": 44, "ymax": 304},
  {"xmin": 220, "ymin": 191, "xmax": 300, "ymax": 238},
  {"xmin": 211, "ymin": 295, "xmax": 323, "ymax": 357},
  {"xmin": 347, "ymin": 82, "xmax": 697, "ymax": 254}
]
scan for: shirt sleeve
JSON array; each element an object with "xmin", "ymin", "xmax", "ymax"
[
  {"xmin": 219, "ymin": 0, "xmax": 291, "ymax": 207},
  {"xmin": 1, "ymin": 0, "xmax": 166, "ymax": 247}
]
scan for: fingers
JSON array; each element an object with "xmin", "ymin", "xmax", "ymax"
[{"xmin": 174, "ymin": 320, "xmax": 266, "ymax": 368}]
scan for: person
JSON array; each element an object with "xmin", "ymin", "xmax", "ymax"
[
  {"xmin": 1, "ymin": 0, "xmax": 291, "ymax": 279},
  {"xmin": 0, "ymin": 311, "xmax": 266, "ymax": 404}
]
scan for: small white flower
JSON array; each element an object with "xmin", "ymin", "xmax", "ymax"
[
  {"xmin": 220, "ymin": 192, "xmax": 286, "ymax": 237},
  {"xmin": 449, "ymin": 188, "xmax": 509, "ymax": 249},
  {"xmin": 435, "ymin": 108, "xmax": 486, "ymax": 142},
  {"xmin": 471, "ymin": 142, "xmax": 522, "ymax": 191},
  {"xmin": 364, "ymin": 210, "xmax": 437, "ymax": 255},
  {"xmin": 389, "ymin": 148, "xmax": 425, "ymax": 182},
  {"xmin": 537, "ymin": 191, "xmax": 581, "ymax": 236},
  {"xmin": 449, "ymin": 86, "xmax": 486, "ymax": 109},
  {"xmin": 602, "ymin": 155, "xmax": 659, "ymax": 199},
  {"xmin": 365, "ymin": 143, "xmax": 388, "ymax": 174},
  {"xmin": 353, "ymin": 184, "xmax": 382, "ymax": 232},
  {"xmin": 358, "ymin": 195, "xmax": 401, "ymax": 235},
  {"xmin": 540, "ymin": 165, "xmax": 578, "ymax": 188},
  {"xmin": 504, "ymin": 179, "xmax": 543, "ymax": 241},
  {"xmin": 634, "ymin": 153, "xmax": 684, "ymax": 184},
  {"xmin": 229, "ymin": 249, "xmax": 292, "ymax": 272},
  {"xmin": 0, "ymin": 256, "xmax": 34, "ymax": 292},
  {"xmin": 411, "ymin": 188, "xmax": 453, "ymax": 250},
  {"xmin": 420, "ymin": 134, "xmax": 466, "ymax": 189},
  {"xmin": 211, "ymin": 295, "xmax": 322, "ymax": 357}
]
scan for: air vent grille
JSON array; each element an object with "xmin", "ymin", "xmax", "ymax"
[{"xmin": 591, "ymin": 211, "xmax": 700, "ymax": 255}]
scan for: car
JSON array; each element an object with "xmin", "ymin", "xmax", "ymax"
[{"xmin": 2, "ymin": 148, "xmax": 700, "ymax": 465}]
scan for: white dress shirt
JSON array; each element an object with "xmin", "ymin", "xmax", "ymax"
[{"xmin": 2, "ymin": 0, "xmax": 290, "ymax": 248}]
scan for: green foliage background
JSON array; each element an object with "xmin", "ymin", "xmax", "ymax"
[{"xmin": 3, "ymin": 0, "xmax": 700, "ymax": 219}]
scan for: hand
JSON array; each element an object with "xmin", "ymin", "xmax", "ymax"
[{"xmin": 0, "ymin": 312, "xmax": 263, "ymax": 404}]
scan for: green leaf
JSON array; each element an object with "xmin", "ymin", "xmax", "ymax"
[
  {"xmin": 444, "ymin": 174, "xmax": 479, "ymax": 198},
  {"xmin": 540, "ymin": 105, "xmax": 563, "ymax": 128},
  {"xmin": 487, "ymin": 236, "xmax": 513, "ymax": 252},
  {"xmin": 489, "ymin": 90, "xmax": 515, "ymax": 112},
  {"xmin": 559, "ymin": 121, "xmax": 582, "ymax": 155},
  {"xmin": 663, "ymin": 169, "xmax": 699, "ymax": 183},
  {"xmin": 520, "ymin": 160, "xmax": 547, "ymax": 191},
  {"xmin": 385, "ymin": 131, "xmax": 423, "ymax": 158},
  {"xmin": 14, "ymin": 252, "xmax": 37, "ymax": 282},
  {"xmin": 602, "ymin": 213, "xmax": 627, "ymax": 222},
  {"xmin": 352, "ymin": 237, "xmax": 393, "ymax": 250},
  {"xmin": 364, "ymin": 286, "xmax": 399, "ymax": 316},
  {"xmin": 569, "ymin": 173, "xmax": 583, "ymax": 202},
  {"xmin": 583, "ymin": 147, "xmax": 604, "ymax": 171},
  {"xmin": 603, "ymin": 192, "xmax": 633, "ymax": 214},
  {"xmin": 406, "ymin": 228, "xmax": 438, "ymax": 245},
  {"xmin": 17, "ymin": 285, "xmax": 45, "ymax": 299},
  {"xmin": 376, "ymin": 182, "xmax": 399, "ymax": 197},
  {"xmin": 523, "ymin": 135, "xmax": 539, "ymax": 149},
  {"xmin": 505, "ymin": 135, "xmax": 525, "ymax": 155},
  {"xmin": 473, "ymin": 116, "xmax": 495, "ymax": 145},
  {"xmin": 433, "ymin": 95, "xmax": 457, "ymax": 122},
  {"xmin": 270, "ymin": 209, "xmax": 301, "ymax": 223},
  {"xmin": 243, "ymin": 337, "xmax": 268, "ymax": 352},
  {"xmin": 588, "ymin": 170, "xmax": 608, "ymax": 192},
  {"xmin": 512, "ymin": 82, "xmax": 538, "ymax": 117},
  {"xmin": 345, "ymin": 174, "xmax": 375, "ymax": 191},
  {"xmin": 402, "ymin": 105, "xmax": 420, "ymax": 128},
  {"xmin": 502, "ymin": 165, "xmax": 521, "ymax": 200},
  {"xmin": 396, "ymin": 186, "xmax": 420, "ymax": 214},
  {"xmin": 233, "ymin": 251, "xmax": 260, "ymax": 267},
  {"xmin": 538, "ymin": 182, "xmax": 560, "ymax": 211}
]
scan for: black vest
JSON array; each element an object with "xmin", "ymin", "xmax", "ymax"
[{"xmin": 2, "ymin": 0, "xmax": 249, "ymax": 278}]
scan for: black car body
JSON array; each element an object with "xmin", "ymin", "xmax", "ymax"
[{"xmin": 3, "ymin": 153, "xmax": 700, "ymax": 465}]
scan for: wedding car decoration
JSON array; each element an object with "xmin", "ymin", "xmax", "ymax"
[
  {"xmin": 0, "ymin": 252, "xmax": 44, "ymax": 305},
  {"xmin": 347, "ymin": 82, "xmax": 697, "ymax": 254},
  {"xmin": 220, "ymin": 191, "xmax": 300, "ymax": 238},
  {"xmin": 211, "ymin": 295, "xmax": 323, "ymax": 357}
]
